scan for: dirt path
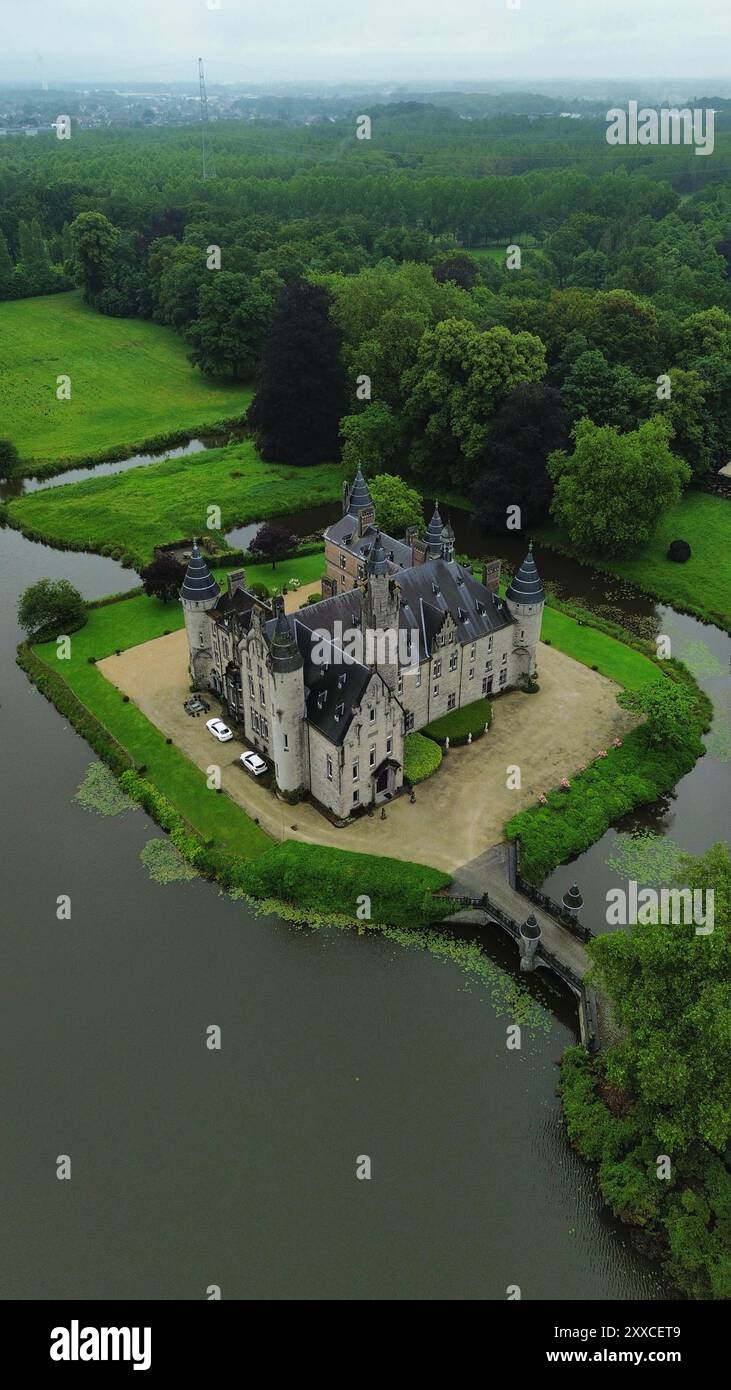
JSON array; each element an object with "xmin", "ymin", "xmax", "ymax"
[{"xmin": 99, "ymin": 632, "xmax": 635, "ymax": 874}]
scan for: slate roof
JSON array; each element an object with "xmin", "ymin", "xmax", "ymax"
[
  {"xmin": 179, "ymin": 542, "xmax": 220, "ymax": 602},
  {"xmin": 426, "ymin": 503, "xmax": 444, "ymax": 556},
  {"xmin": 209, "ymin": 586, "xmax": 260, "ymax": 634},
  {"xmin": 324, "ymin": 513, "xmax": 412, "ymax": 571},
  {"xmin": 394, "ymin": 558, "xmax": 514, "ymax": 656},
  {"xmin": 264, "ymin": 596, "xmax": 375, "ymax": 745},
  {"xmin": 346, "ymin": 468, "xmax": 374, "ymax": 514},
  {"xmin": 505, "ymin": 543, "xmax": 545, "ymax": 606}
]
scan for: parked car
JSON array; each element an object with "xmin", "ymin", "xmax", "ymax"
[
  {"xmin": 240, "ymin": 750, "xmax": 267, "ymax": 776},
  {"xmin": 206, "ymin": 718, "xmax": 233, "ymax": 743}
]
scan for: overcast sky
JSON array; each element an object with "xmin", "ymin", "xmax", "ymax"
[{"xmin": 2, "ymin": 0, "xmax": 729, "ymax": 87}]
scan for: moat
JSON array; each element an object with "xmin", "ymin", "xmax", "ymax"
[{"xmin": 2, "ymin": 443, "xmax": 727, "ymax": 1299}]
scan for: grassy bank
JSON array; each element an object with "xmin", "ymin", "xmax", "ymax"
[
  {"xmin": 7, "ymin": 442, "xmax": 343, "ymax": 568},
  {"xmin": 538, "ymin": 492, "xmax": 731, "ymax": 633},
  {"xmin": 0, "ymin": 291, "xmax": 252, "ymax": 467}
]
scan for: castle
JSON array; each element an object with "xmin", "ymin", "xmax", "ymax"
[{"xmin": 180, "ymin": 469, "xmax": 545, "ymax": 821}]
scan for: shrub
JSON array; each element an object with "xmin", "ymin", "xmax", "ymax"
[
  {"xmin": 424, "ymin": 697, "xmax": 492, "ymax": 745},
  {"xmin": 403, "ymin": 732, "xmax": 442, "ymax": 784},
  {"xmin": 248, "ymin": 582, "xmax": 269, "ymax": 599},
  {"xmin": 234, "ymin": 841, "xmax": 451, "ymax": 930},
  {"xmin": 667, "ymin": 538, "xmax": 691, "ymax": 563}
]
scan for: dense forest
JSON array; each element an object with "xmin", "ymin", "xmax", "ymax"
[{"xmin": 1, "ymin": 107, "xmax": 730, "ymax": 551}]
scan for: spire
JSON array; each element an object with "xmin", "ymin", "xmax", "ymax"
[
  {"xmin": 506, "ymin": 542, "xmax": 545, "ymax": 606},
  {"xmin": 440, "ymin": 518, "xmax": 455, "ymax": 562},
  {"xmin": 367, "ymin": 530, "xmax": 389, "ymax": 576},
  {"xmin": 346, "ymin": 468, "xmax": 374, "ymax": 516},
  {"xmin": 426, "ymin": 502, "xmax": 443, "ymax": 557},
  {"xmin": 179, "ymin": 540, "xmax": 220, "ymax": 602},
  {"xmin": 269, "ymin": 607, "xmax": 302, "ymax": 672}
]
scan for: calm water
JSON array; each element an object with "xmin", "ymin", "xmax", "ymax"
[{"xmin": 0, "ymin": 509, "xmax": 670, "ymax": 1298}]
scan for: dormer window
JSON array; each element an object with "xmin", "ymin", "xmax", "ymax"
[
  {"xmin": 317, "ymin": 691, "xmax": 327, "ymax": 711},
  {"xmin": 431, "ymin": 583, "xmax": 440, "ymax": 596},
  {"xmin": 457, "ymin": 606, "xmax": 466, "ymax": 621},
  {"xmin": 335, "ymin": 702, "xmax": 345, "ymax": 720},
  {"xmin": 476, "ymin": 601, "xmax": 485, "ymax": 615},
  {"xmin": 337, "ymin": 672, "xmax": 346, "ymax": 689}
]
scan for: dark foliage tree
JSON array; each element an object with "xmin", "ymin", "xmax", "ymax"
[
  {"xmin": 248, "ymin": 279, "xmax": 347, "ymax": 466},
  {"xmin": 432, "ymin": 253, "xmax": 479, "ymax": 291},
  {"xmin": 249, "ymin": 522, "xmax": 298, "ymax": 570},
  {"xmin": 0, "ymin": 437, "xmax": 20, "ymax": 479},
  {"xmin": 471, "ymin": 383, "xmax": 569, "ymax": 532},
  {"xmin": 140, "ymin": 552, "xmax": 187, "ymax": 601}
]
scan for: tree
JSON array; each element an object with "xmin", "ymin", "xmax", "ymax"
[
  {"xmin": 139, "ymin": 552, "xmax": 186, "ymax": 602},
  {"xmin": 618, "ymin": 679, "xmax": 697, "ymax": 752},
  {"xmin": 0, "ymin": 438, "xmax": 20, "ymax": 479},
  {"xmin": 562, "ymin": 350, "xmax": 642, "ymax": 430},
  {"xmin": 68, "ymin": 211, "xmax": 120, "ymax": 302},
  {"xmin": 0, "ymin": 229, "xmax": 14, "ymax": 299},
  {"xmin": 471, "ymin": 383, "xmax": 569, "ymax": 531},
  {"xmin": 248, "ymin": 279, "xmax": 348, "ymax": 466},
  {"xmin": 649, "ymin": 368, "xmax": 712, "ymax": 480},
  {"xmin": 548, "ymin": 417, "xmax": 690, "ymax": 556},
  {"xmin": 432, "ymin": 252, "xmax": 479, "ymax": 291},
  {"xmin": 679, "ymin": 306, "xmax": 731, "ymax": 360},
  {"xmin": 339, "ymin": 402, "xmax": 404, "ymax": 475},
  {"xmin": 586, "ymin": 289, "xmax": 661, "ymax": 372},
  {"xmin": 155, "ymin": 244, "xmax": 207, "ymax": 330},
  {"xmin": 367, "ymin": 474, "xmax": 423, "ymax": 536},
  {"xmin": 589, "ymin": 841, "xmax": 731, "ymax": 1155},
  {"xmin": 249, "ymin": 522, "xmax": 298, "ymax": 569},
  {"xmin": 17, "ymin": 579, "xmax": 86, "ymax": 640},
  {"xmin": 18, "ymin": 218, "xmax": 55, "ymax": 295},
  {"xmin": 402, "ymin": 318, "xmax": 547, "ymax": 489},
  {"xmin": 186, "ymin": 271, "xmax": 277, "ymax": 379}
]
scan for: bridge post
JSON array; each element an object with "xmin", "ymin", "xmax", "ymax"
[{"xmin": 518, "ymin": 913, "xmax": 541, "ymax": 971}]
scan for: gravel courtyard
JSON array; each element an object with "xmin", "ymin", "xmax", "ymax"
[{"xmin": 98, "ymin": 629, "xmax": 636, "ymax": 874}]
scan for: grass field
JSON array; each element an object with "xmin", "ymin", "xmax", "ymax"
[
  {"xmin": 540, "ymin": 607, "xmax": 663, "ymax": 691},
  {"xmin": 8, "ymin": 442, "xmax": 344, "ymax": 567},
  {"xmin": 0, "ymin": 291, "xmax": 251, "ymax": 466},
  {"xmin": 539, "ymin": 492, "xmax": 731, "ymax": 632},
  {"xmin": 33, "ymin": 594, "xmax": 271, "ymax": 861}
]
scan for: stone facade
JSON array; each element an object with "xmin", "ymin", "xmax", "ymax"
[{"xmin": 179, "ymin": 480, "xmax": 544, "ymax": 821}]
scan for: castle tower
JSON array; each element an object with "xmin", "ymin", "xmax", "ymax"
[
  {"xmin": 361, "ymin": 531, "xmax": 400, "ymax": 691},
  {"xmin": 268, "ymin": 607, "xmax": 308, "ymax": 796},
  {"xmin": 344, "ymin": 467, "xmax": 376, "ymax": 538},
  {"xmin": 426, "ymin": 502, "xmax": 444, "ymax": 559},
  {"xmin": 504, "ymin": 542, "xmax": 545, "ymax": 678},
  {"xmin": 180, "ymin": 541, "xmax": 220, "ymax": 688},
  {"xmin": 440, "ymin": 519, "xmax": 455, "ymax": 563}
]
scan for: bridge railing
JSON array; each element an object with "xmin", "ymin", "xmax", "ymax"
[{"xmin": 514, "ymin": 838, "xmax": 594, "ymax": 943}]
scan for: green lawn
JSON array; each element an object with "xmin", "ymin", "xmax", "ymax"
[
  {"xmin": 8, "ymin": 442, "xmax": 343, "ymax": 567},
  {"xmin": 541, "ymin": 607, "xmax": 663, "ymax": 691},
  {"xmin": 33, "ymin": 593, "xmax": 270, "ymax": 861},
  {"xmin": 0, "ymin": 291, "xmax": 251, "ymax": 466},
  {"xmin": 539, "ymin": 493, "xmax": 731, "ymax": 633}
]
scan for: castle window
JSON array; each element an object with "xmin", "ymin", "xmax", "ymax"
[
  {"xmin": 485, "ymin": 660, "xmax": 493, "ymax": 673},
  {"xmin": 283, "ymin": 733, "xmax": 289, "ymax": 750},
  {"xmin": 501, "ymin": 651, "xmax": 508, "ymax": 665},
  {"xmin": 449, "ymin": 652, "xmax": 458, "ymax": 671},
  {"xmin": 386, "ymin": 735, "xmax": 392, "ymax": 755},
  {"xmin": 469, "ymin": 666, "xmax": 475, "ymax": 681},
  {"xmin": 340, "ymin": 553, "xmax": 347, "ymax": 569},
  {"xmin": 397, "ymin": 675, "xmax": 403, "ymax": 696},
  {"xmin": 433, "ymin": 658, "xmax": 442, "ymax": 678},
  {"xmin": 252, "ymin": 711, "xmax": 260, "ymax": 734},
  {"xmin": 259, "ymin": 684, "xmax": 266, "ymax": 705},
  {"xmin": 448, "ymin": 693, "xmax": 456, "ymax": 711},
  {"xmin": 369, "ymin": 746, "xmax": 376, "ymax": 769},
  {"xmin": 352, "ymin": 760, "xmax": 359, "ymax": 781},
  {"xmin": 499, "ymin": 669, "xmax": 507, "ymax": 688},
  {"xmin": 415, "ymin": 671, "xmax": 422, "ymax": 688},
  {"xmin": 404, "ymin": 712, "xmax": 414, "ymax": 733},
  {"xmin": 433, "ymin": 683, "xmax": 439, "ymax": 697},
  {"xmin": 470, "ymin": 645, "xmax": 476, "ymax": 660},
  {"xmin": 248, "ymin": 675, "xmax": 255, "ymax": 698},
  {"xmin": 519, "ymin": 629, "xmax": 525, "ymax": 640},
  {"xmin": 369, "ymin": 706, "xmax": 376, "ymax": 723},
  {"xmin": 487, "ymin": 637, "xmax": 493, "ymax": 653},
  {"xmin": 261, "ymin": 718, "xmax": 269, "ymax": 739},
  {"xmin": 326, "ymin": 755, "xmax": 333, "ymax": 780},
  {"xmin": 353, "ymin": 789, "xmax": 360, "ymax": 806}
]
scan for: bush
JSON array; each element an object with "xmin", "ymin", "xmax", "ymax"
[
  {"xmin": 234, "ymin": 840, "xmax": 451, "ymax": 930},
  {"xmin": 667, "ymin": 538, "xmax": 691, "ymax": 563},
  {"xmin": 403, "ymin": 732, "xmax": 442, "ymax": 784},
  {"xmin": 0, "ymin": 438, "xmax": 20, "ymax": 479},
  {"xmin": 17, "ymin": 577, "xmax": 87, "ymax": 642},
  {"xmin": 424, "ymin": 696, "xmax": 492, "ymax": 745},
  {"xmin": 248, "ymin": 582, "xmax": 269, "ymax": 599}
]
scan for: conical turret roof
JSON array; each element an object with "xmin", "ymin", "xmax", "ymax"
[
  {"xmin": 269, "ymin": 606, "xmax": 302, "ymax": 672},
  {"xmin": 368, "ymin": 530, "xmax": 389, "ymax": 576},
  {"xmin": 427, "ymin": 502, "xmax": 443, "ymax": 556},
  {"xmin": 180, "ymin": 541, "xmax": 220, "ymax": 602},
  {"xmin": 506, "ymin": 542, "xmax": 545, "ymax": 606},
  {"xmin": 347, "ymin": 468, "xmax": 374, "ymax": 515}
]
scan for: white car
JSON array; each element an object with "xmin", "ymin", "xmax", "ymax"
[
  {"xmin": 240, "ymin": 750, "xmax": 267, "ymax": 776},
  {"xmin": 206, "ymin": 717, "xmax": 233, "ymax": 743}
]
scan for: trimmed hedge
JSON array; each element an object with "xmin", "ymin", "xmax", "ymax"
[
  {"xmin": 403, "ymin": 732, "xmax": 442, "ymax": 784},
  {"xmin": 424, "ymin": 696, "xmax": 492, "ymax": 745},
  {"xmin": 232, "ymin": 840, "xmax": 451, "ymax": 930},
  {"xmin": 507, "ymin": 662, "xmax": 710, "ymax": 884}
]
